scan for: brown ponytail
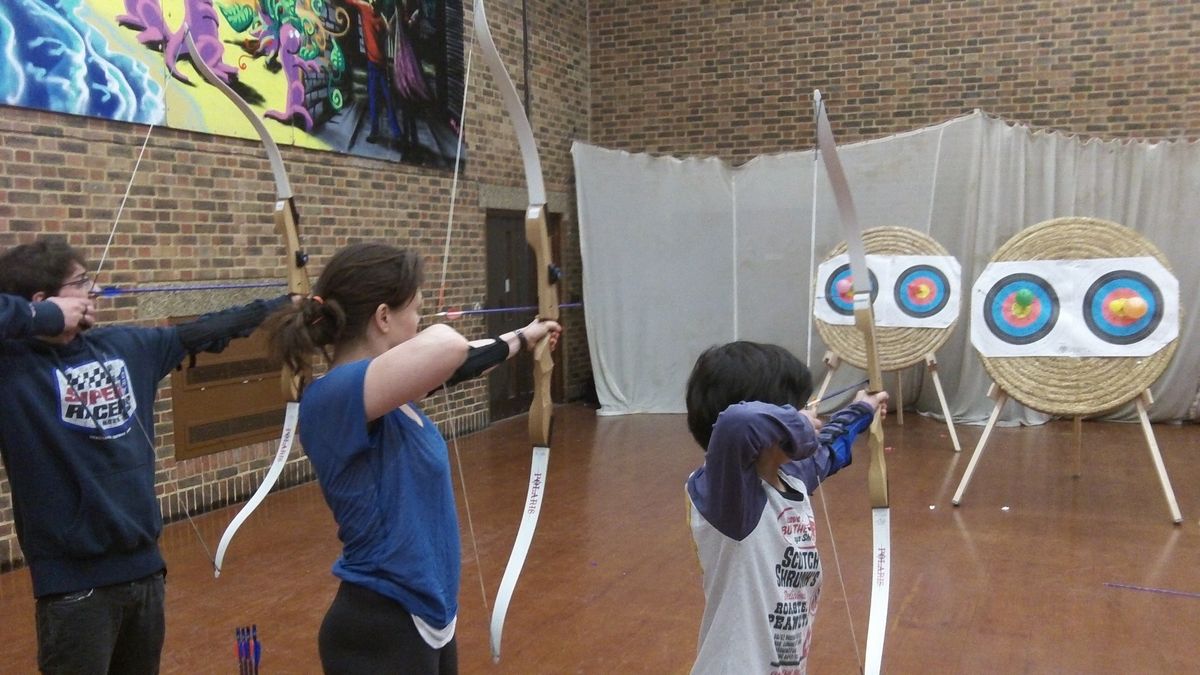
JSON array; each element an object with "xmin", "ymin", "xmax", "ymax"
[{"xmin": 269, "ymin": 242, "xmax": 424, "ymax": 386}]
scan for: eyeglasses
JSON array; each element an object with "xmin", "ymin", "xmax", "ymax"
[{"xmin": 61, "ymin": 274, "xmax": 91, "ymax": 289}]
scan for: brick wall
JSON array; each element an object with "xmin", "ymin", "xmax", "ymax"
[
  {"xmin": 589, "ymin": 0, "xmax": 1199, "ymax": 162},
  {"xmin": 0, "ymin": 0, "xmax": 589, "ymax": 570}
]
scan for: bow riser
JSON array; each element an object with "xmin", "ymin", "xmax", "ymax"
[
  {"xmin": 526, "ymin": 205, "xmax": 559, "ymax": 445},
  {"xmin": 853, "ymin": 300, "xmax": 888, "ymax": 508},
  {"xmin": 275, "ymin": 198, "xmax": 311, "ymax": 399}
]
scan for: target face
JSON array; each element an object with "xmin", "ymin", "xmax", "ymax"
[
  {"xmin": 983, "ymin": 273, "xmax": 1059, "ymax": 345},
  {"xmin": 894, "ymin": 264, "xmax": 951, "ymax": 319},
  {"xmin": 815, "ymin": 254, "xmax": 961, "ymax": 327},
  {"xmin": 823, "ymin": 263, "xmax": 879, "ymax": 316},
  {"xmin": 971, "ymin": 257, "xmax": 1178, "ymax": 358},
  {"xmin": 1083, "ymin": 270, "xmax": 1163, "ymax": 345}
]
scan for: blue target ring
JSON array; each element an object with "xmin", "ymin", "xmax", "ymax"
[
  {"xmin": 823, "ymin": 263, "xmax": 879, "ymax": 316},
  {"xmin": 983, "ymin": 273, "xmax": 1059, "ymax": 344},
  {"xmin": 1083, "ymin": 271, "xmax": 1163, "ymax": 345},
  {"xmin": 893, "ymin": 264, "xmax": 951, "ymax": 319}
]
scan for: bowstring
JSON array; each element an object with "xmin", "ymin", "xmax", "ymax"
[
  {"xmin": 125, "ymin": 379, "xmax": 217, "ymax": 568},
  {"xmin": 93, "ymin": 121, "xmax": 218, "ymax": 566},
  {"xmin": 437, "ymin": 31, "xmax": 491, "ymax": 618},
  {"xmin": 90, "ymin": 123, "xmax": 155, "ymax": 291}
]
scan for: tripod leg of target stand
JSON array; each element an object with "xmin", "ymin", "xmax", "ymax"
[
  {"xmin": 1134, "ymin": 390, "xmax": 1182, "ymax": 524},
  {"xmin": 1072, "ymin": 416, "xmax": 1083, "ymax": 479},
  {"xmin": 809, "ymin": 351, "xmax": 839, "ymax": 410},
  {"xmin": 926, "ymin": 354, "xmax": 961, "ymax": 452},
  {"xmin": 953, "ymin": 383, "xmax": 1007, "ymax": 506}
]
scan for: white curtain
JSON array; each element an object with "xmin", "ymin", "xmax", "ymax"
[{"xmin": 572, "ymin": 112, "xmax": 1200, "ymax": 423}]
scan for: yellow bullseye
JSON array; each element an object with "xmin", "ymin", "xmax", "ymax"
[{"xmin": 910, "ymin": 282, "xmax": 931, "ymax": 300}]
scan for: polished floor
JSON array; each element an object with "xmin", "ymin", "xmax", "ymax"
[{"xmin": 1, "ymin": 403, "xmax": 1198, "ymax": 673}]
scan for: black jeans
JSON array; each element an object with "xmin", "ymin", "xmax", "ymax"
[
  {"xmin": 319, "ymin": 581, "xmax": 458, "ymax": 674},
  {"xmin": 35, "ymin": 572, "xmax": 165, "ymax": 675}
]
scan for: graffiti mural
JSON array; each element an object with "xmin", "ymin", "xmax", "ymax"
[{"xmin": 0, "ymin": 0, "xmax": 465, "ymax": 167}]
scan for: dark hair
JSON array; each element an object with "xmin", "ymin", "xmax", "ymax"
[
  {"xmin": 270, "ymin": 242, "xmax": 424, "ymax": 381},
  {"xmin": 0, "ymin": 238, "xmax": 88, "ymax": 299},
  {"xmin": 685, "ymin": 341, "xmax": 813, "ymax": 449}
]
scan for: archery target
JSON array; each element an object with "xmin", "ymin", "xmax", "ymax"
[
  {"xmin": 971, "ymin": 257, "xmax": 1177, "ymax": 358},
  {"xmin": 822, "ymin": 262, "xmax": 879, "ymax": 317},
  {"xmin": 974, "ymin": 217, "xmax": 1179, "ymax": 417},
  {"xmin": 1083, "ymin": 270, "xmax": 1163, "ymax": 345},
  {"xmin": 981, "ymin": 273, "xmax": 1059, "ymax": 345},
  {"xmin": 895, "ymin": 264, "xmax": 952, "ymax": 319},
  {"xmin": 815, "ymin": 254, "xmax": 960, "ymax": 328},
  {"xmin": 814, "ymin": 227, "xmax": 960, "ymax": 372}
]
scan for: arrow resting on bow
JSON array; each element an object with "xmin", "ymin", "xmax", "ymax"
[
  {"xmin": 182, "ymin": 30, "xmax": 312, "ymax": 577},
  {"xmin": 813, "ymin": 90, "xmax": 890, "ymax": 675},
  {"xmin": 473, "ymin": 0, "xmax": 561, "ymax": 662}
]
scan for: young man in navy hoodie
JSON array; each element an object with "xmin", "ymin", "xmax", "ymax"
[{"xmin": 0, "ymin": 239, "xmax": 291, "ymax": 674}]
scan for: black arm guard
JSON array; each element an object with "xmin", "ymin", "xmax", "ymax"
[
  {"xmin": 176, "ymin": 295, "xmax": 291, "ymax": 355},
  {"xmin": 445, "ymin": 338, "xmax": 510, "ymax": 387}
]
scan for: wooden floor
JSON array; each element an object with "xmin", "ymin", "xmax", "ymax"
[{"xmin": 2, "ymin": 403, "xmax": 1199, "ymax": 674}]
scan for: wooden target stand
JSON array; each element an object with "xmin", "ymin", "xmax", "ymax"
[
  {"xmin": 812, "ymin": 350, "xmax": 959, "ymax": 450},
  {"xmin": 813, "ymin": 226, "xmax": 962, "ymax": 451},
  {"xmin": 951, "ymin": 217, "xmax": 1182, "ymax": 524}
]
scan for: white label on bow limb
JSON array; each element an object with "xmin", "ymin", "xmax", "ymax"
[
  {"xmin": 815, "ymin": 254, "xmax": 962, "ymax": 327},
  {"xmin": 213, "ymin": 400, "xmax": 300, "ymax": 577},
  {"xmin": 863, "ymin": 507, "xmax": 891, "ymax": 675},
  {"xmin": 489, "ymin": 446, "xmax": 550, "ymax": 661},
  {"xmin": 970, "ymin": 257, "xmax": 1178, "ymax": 358}
]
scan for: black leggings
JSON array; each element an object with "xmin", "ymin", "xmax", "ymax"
[{"xmin": 319, "ymin": 581, "xmax": 458, "ymax": 675}]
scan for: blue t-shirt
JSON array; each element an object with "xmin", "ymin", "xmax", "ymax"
[{"xmin": 299, "ymin": 359, "xmax": 460, "ymax": 629}]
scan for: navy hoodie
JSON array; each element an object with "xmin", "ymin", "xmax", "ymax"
[{"xmin": 0, "ymin": 294, "xmax": 287, "ymax": 596}]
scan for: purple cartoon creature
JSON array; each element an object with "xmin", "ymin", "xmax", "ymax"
[
  {"xmin": 264, "ymin": 24, "xmax": 321, "ymax": 131},
  {"xmin": 116, "ymin": 0, "xmax": 171, "ymax": 45},
  {"xmin": 117, "ymin": 0, "xmax": 238, "ymax": 85}
]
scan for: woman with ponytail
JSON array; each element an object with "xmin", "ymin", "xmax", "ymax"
[{"xmin": 272, "ymin": 242, "xmax": 561, "ymax": 673}]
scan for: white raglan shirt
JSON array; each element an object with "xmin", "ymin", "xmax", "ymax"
[{"xmin": 689, "ymin": 470, "xmax": 821, "ymax": 675}]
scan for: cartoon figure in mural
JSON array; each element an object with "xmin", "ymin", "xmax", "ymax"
[
  {"xmin": 263, "ymin": 22, "xmax": 324, "ymax": 131},
  {"xmin": 244, "ymin": 0, "xmax": 349, "ymax": 73},
  {"xmin": 344, "ymin": 0, "xmax": 407, "ymax": 149},
  {"xmin": 119, "ymin": 0, "xmax": 345, "ymax": 133},
  {"xmin": 250, "ymin": 0, "xmax": 294, "ymax": 70},
  {"xmin": 391, "ymin": 0, "xmax": 431, "ymax": 153},
  {"xmin": 117, "ymin": 0, "xmax": 239, "ymax": 85}
]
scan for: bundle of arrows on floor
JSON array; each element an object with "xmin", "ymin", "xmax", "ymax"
[{"xmin": 235, "ymin": 625, "xmax": 261, "ymax": 674}]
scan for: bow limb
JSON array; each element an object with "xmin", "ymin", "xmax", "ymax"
[
  {"xmin": 813, "ymin": 90, "xmax": 890, "ymax": 675},
  {"xmin": 183, "ymin": 31, "xmax": 312, "ymax": 577},
  {"xmin": 474, "ymin": 0, "xmax": 560, "ymax": 662}
]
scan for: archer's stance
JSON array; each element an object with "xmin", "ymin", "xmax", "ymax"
[
  {"xmin": 0, "ymin": 238, "xmax": 291, "ymax": 674},
  {"xmin": 268, "ymin": 242, "xmax": 559, "ymax": 673},
  {"xmin": 684, "ymin": 341, "xmax": 887, "ymax": 674}
]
